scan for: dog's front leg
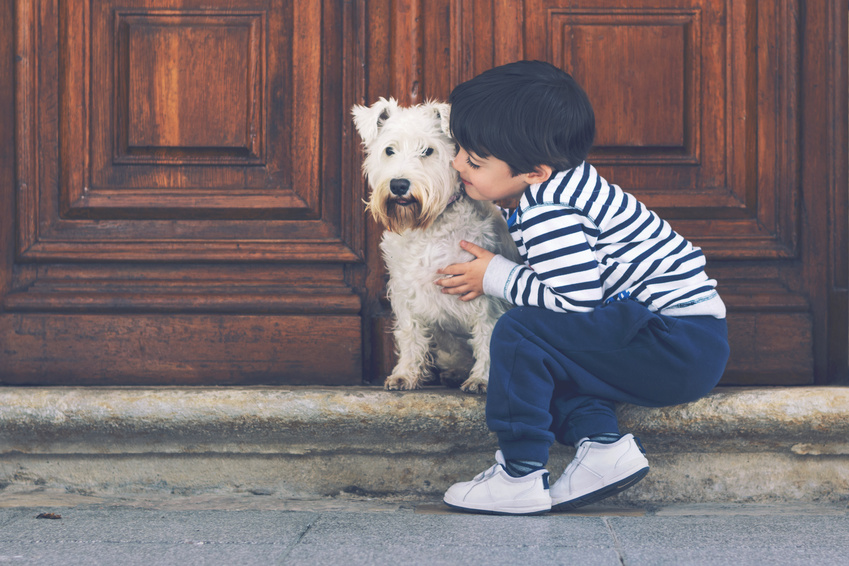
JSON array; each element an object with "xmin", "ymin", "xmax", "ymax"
[
  {"xmin": 460, "ymin": 309, "xmax": 498, "ymax": 394},
  {"xmin": 385, "ymin": 307, "xmax": 434, "ymax": 391}
]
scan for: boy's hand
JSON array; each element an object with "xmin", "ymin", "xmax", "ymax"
[{"xmin": 435, "ymin": 241, "xmax": 495, "ymax": 301}]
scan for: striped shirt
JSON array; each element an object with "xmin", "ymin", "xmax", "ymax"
[{"xmin": 483, "ymin": 162, "xmax": 726, "ymax": 318}]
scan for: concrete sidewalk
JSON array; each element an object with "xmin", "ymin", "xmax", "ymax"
[{"xmin": 1, "ymin": 492, "xmax": 847, "ymax": 565}]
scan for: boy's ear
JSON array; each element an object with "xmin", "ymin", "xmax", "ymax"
[
  {"xmin": 351, "ymin": 97, "xmax": 397, "ymax": 146},
  {"xmin": 524, "ymin": 164, "xmax": 553, "ymax": 184}
]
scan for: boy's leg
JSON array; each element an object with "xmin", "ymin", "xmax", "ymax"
[
  {"xmin": 443, "ymin": 300, "xmax": 728, "ymax": 514},
  {"xmin": 486, "ymin": 300, "xmax": 727, "ymax": 510},
  {"xmin": 486, "ymin": 300, "xmax": 729, "ymax": 456}
]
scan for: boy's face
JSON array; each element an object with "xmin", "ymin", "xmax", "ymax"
[
  {"xmin": 451, "ymin": 145, "xmax": 546, "ymax": 201},
  {"xmin": 451, "ymin": 145, "xmax": 528, "ymax": 200}
]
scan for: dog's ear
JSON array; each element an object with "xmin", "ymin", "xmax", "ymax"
[
  {"xmin": 351, "ymin": 97, "xmax": 396, "ymax": 146},
  {"xmin": 431, "ymin": 102, "xmax": 451, "ymax": 138}
]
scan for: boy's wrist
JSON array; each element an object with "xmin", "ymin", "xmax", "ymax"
[{"xmin": 483, "ymin": 254, "xmax": 521, "ymax": 299}]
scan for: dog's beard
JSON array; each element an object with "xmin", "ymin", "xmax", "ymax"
[
  {"xmin": 368, "ymin": 184, "xmax": 446, "ymax": 233},
  {"xmin": 383, "ymin": 198, "xmax": 425, "ymax": 233}
]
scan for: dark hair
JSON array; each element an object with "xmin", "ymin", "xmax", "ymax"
[{"xmin": 449, "ymin": 60, "xmax": 595, "ymax": 175}]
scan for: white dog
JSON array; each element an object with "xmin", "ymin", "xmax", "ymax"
[{"xmin": 352, "ymin": 97, "xmax": 520, "ymax": 393}]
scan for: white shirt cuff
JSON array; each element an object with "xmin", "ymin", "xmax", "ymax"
[{"xmin": 483, "ymin": 254, "xmax": 521, "ymax": 300}]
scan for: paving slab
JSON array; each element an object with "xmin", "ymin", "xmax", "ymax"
[
  {"xmin": 610, "ymin": 514, "xmax": 849, "ymax": 566},
  {"xmin": 282, "ymin": 542, "xmax": 622, "ymax": 566},
  {"xmin": 296, "ymin": 512, "xmax": 604, "ymax": 546},
  {"xmin": 0, "ymin": 508, "xmax": 316, "ymax": 544},
  {"xmin": 0, "ymin": 542, "xmax": 293, "ymax": 566}
]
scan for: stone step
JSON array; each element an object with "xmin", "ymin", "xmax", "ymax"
[{"xmin": 1, "ymin": 386, "xmax": 848, "ymax": 504}]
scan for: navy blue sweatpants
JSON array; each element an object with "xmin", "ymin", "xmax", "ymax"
[{"xmin": 486, "ymin": 300, "xmax": 729, "ymax": 464}]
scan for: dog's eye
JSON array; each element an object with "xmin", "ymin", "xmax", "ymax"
[
  {"xmin": 422, "ymin": 147, "xmax": 434, "ymax": 157},
  {"xmin": 385, "ymin": 147, "xmax": 395, "ymax": 156}
]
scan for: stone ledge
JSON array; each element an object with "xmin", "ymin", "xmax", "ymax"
[
  {"xmin": 2, "ymin": 386, "xmax": 848, "ymax": 503},
  {"xmin": 2, "ymin": 386, "xmax": 848, "ymax": 455}
]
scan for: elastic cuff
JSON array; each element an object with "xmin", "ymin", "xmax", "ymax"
[
  {"xmin": 483, "ymin": 254, "xmax": 520, "ymax": 299},
  {"xmin": 557, "ymin": 414, "xmax": 620, "ymax": 447},
  {"xmin": 497, "ymin": 434, "xmax": 552, "ymax": 466}
]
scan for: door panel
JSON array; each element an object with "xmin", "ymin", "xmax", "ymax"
[
  {"xmin": 1, "ymin": 313, "xmax": 361, "ymax": 385},
  {"xmin": 19, "ymin": 0, "xmax": 354, "ymax": 259}
]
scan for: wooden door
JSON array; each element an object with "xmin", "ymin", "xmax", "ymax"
[
  {"xmin": 1, "ymin": 0, "xmax": 365, "ymax": 385},
  {"xmin": 2, "ymin": 1, "xmax": 846, "ymax": 386}
]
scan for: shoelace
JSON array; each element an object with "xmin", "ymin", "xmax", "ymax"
[{"xmin": 562, "ymin": 441, "xmax": 592, "ymax": 478}]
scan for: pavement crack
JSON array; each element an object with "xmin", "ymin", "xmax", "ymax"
[
  {"xmin": 278, "ymin": 516, "xmax": 315, "ymax": 563},
  {"xmin": 603, "ymin": 517, "xmax": 627, "ymax": 566}
]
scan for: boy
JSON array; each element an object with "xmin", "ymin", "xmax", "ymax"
[{"xmin": 436, "ymin": 60, "xmax": 729, "ymax": 515}]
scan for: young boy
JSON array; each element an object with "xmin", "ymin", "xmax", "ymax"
[{"xmin": 436, "ymin": 60, "xmax": 730, "ymax": 515}]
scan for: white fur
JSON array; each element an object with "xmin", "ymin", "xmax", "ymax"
[{"xmin": 352, "ymin": 98, "xmax": 521, "ymax": 393}]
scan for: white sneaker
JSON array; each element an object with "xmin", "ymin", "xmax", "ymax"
[
  {"xmin": 550, "ymin": 433, "xmax": 649, "ymax": 511},
  {"xmin": 443, "ymin": 450, "xmax": 552, "ymax": 515}
]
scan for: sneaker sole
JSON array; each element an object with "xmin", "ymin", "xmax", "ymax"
[
  {"xmin": 443, "ymin": 498, "xmax": 552, "ymax": 516},
  {"xmin": 550, "ymin": 466, "xmax": 649, "ymax": 512}
]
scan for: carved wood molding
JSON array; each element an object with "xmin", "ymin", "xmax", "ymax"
[{"xmin": 14, "ymin": 0, "xmax": 364, "ymax": 263}]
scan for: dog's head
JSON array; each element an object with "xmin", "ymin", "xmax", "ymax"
[{"xmin": 352, "ymin": 97, "xmax": 459, "ymax": 233}]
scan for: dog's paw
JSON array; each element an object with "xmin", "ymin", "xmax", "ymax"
[
  {"xmin": 384, "ymin": 374, "xmax": 423, "ymax": 391},
  {"xmin": 459, "ymin": 377, "xmax": 487, "ymax": 395}
]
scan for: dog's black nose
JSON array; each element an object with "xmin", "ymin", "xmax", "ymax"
[{"xmin": 390, "ymin": 179, "xmax": 410, "ymax": 196}]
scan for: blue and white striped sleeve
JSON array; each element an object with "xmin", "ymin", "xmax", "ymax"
[{"xmin": 483, "ymin": 205, "xmax": 604, "ymax": 312}]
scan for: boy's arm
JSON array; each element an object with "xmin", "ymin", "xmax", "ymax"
[{"xmin": 440, "ymin": 205, "xmax": 605, "ymax": 312}]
